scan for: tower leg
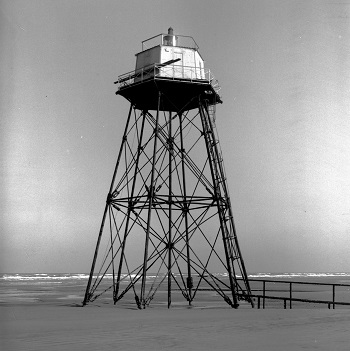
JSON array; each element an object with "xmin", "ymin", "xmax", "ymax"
[
  {"xmin": 140, "ymin": 92, "xmax": 162, "ymax": 308},
  {"xmin": 114, "ymin": 109, "xmax": 148, "ymax": 306},
  {"xmin": 83, "ymin": 105, "xmax": 133, "ymax": 306},
  {"xmin": 179, "ymin": 112, "xmax": 193, "ymax": 305},
  {"xmin": 167, "ymin": 111, "xmax": 173, "ymax": 308}
]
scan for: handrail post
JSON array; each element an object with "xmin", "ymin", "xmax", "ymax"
[
  {"xmin": 289, "ymin": 282, "xmax": 292, "ymax": 309},
  {"xmin": 263, "ymin": 281, "xmax": 266, "ymax": 309},
  {"xmin": 332, "ymin": 285, "xmax": 335, "ymax": 309}
]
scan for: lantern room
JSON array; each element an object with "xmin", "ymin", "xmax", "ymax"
[
  {"xmin": 134, "ymin": 27, "xmax": 205, "ymax": 82},
  {"xmin": 115, "ymin": 28, "xmax": 221, "ymax": 112}
]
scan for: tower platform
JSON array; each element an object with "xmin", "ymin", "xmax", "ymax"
[{"xmin": 116, "ymin": 68, "xmax": 222, "ymax": 112}]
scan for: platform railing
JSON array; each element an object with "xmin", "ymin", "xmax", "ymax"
[
  {"xmin": 237, "ymin": 278, "xmax": 350, "ymax": 309},
  {"xmin": 117, "ymin": 63, "xmax": 217, "ymax": 89}
]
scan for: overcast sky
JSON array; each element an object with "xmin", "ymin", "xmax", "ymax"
[{"xmin": 1, "ymin": 0, "xmax": 350, "ymax": 273}]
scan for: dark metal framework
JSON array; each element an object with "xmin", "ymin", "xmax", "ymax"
[{"xmin": 83, "ymin": 78, "xmax": 253, "ymax": 309}]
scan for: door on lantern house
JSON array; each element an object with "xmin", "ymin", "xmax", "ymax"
[{"xmin": 173, "ymin": 52, "xmax": 184, "ymax": 79}]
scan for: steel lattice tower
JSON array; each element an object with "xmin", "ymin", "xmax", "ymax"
[{"xmin": 83, "ymin": 28, "xmax": 253, "ymax": 309}]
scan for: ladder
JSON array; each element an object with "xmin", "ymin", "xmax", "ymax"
[{"xmin": 199, "ymin": 97, "xmax": 253, "ymax": 306}]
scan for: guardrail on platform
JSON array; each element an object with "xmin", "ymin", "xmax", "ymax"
[{"xmin": 116, "ymin": 64, "xmax": 216, "ymax": 89}]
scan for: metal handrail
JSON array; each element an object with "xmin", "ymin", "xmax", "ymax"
[
  {"xmin": 116, "ymin": 63, "xmax": 218, "ymax": 89},
  {"xmin": 141, "ymin": 33, "xmax": 199, "ymax": 51},
  {"xmin": 237, "ymin": 278, "xmax": 350, "ymax": 309}
]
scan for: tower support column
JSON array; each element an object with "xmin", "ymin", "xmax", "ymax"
[
  {"xmin": 179, "ymin": 112, "xmax": 193, "ymax": 305},
  {"xmin": 167, "ymin": 111, "xmax": 173, "ymax": 308},
  {"xmin": 83, "ymin": 104, "xmax": 133, "ymax": 306},
  {"xmin": 140, "ymin": 92, "xmax": 162, "ymax": 308}
]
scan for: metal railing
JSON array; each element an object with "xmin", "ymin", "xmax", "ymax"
[
  {"xmin": 117, "ymin": 63, "xmax": 220, "ymax": 93},
  {"xmin": 141, "ymin": 33, "xmax": 199, "ymax": 51},
  {"xmin": 238, "ymin": 278, "xmax": 350, "ymax": 309}
]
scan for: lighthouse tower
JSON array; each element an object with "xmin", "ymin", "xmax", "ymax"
[{"xmin": 83, "ymin": 28, "xmax": 253, "ymax": 309}]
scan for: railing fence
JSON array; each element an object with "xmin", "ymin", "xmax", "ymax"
[{"xmin": 238, "ymin": 278, "xmax": 350, "ymax": 309}]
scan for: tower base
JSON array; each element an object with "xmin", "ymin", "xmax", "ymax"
[{"xmin": 83, "ymin": 79, "xmax": 253, "ymax": 309}]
